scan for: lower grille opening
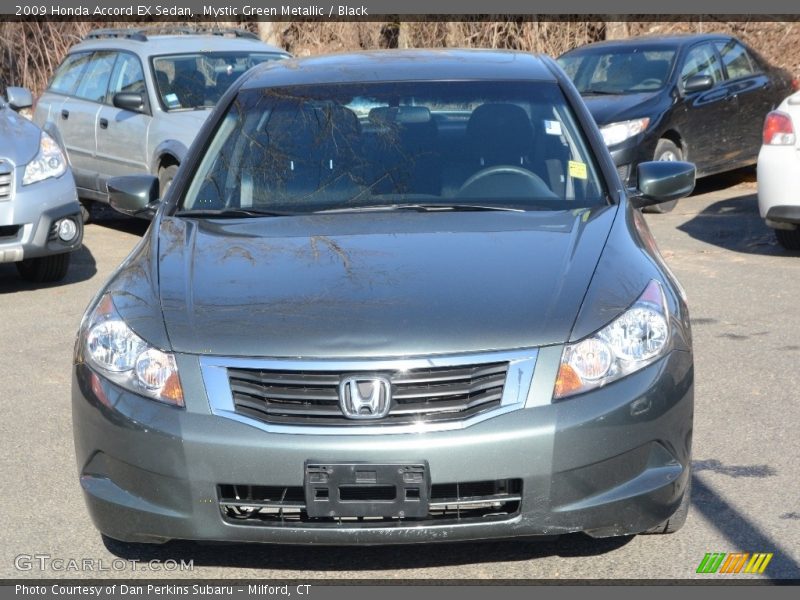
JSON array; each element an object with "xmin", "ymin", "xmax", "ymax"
[
  {"xmin": 47, "ymin": 222, "xmax": 59, "ymax": 242},
  {"xmin": 218, "ymin": 478, "xmax": 522, "ymax": 527},
  {"xmin": 0, "ymin": 225, "xmax": 21, "ymax": 240}
]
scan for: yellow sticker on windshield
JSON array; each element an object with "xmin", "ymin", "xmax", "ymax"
[{"xmin": 569, "ymin": 161, "xmax": 588, "ymax": 180}]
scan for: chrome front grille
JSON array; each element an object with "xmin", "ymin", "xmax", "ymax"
[
  {"xmin": 0, "ymin": 161, "xmax": 12, "ymax": 201},
  {"xmin": 228, "ymin": 362, "xmax": 508, "ymax": 426},
  {"xmin": 202, "ymin": 349, "xmax": 539, "ymax": 434}
]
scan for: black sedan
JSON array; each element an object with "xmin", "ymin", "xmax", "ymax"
[{"xmin": 558, "ymin": 34, "xmax": 792, "ymax": 212}]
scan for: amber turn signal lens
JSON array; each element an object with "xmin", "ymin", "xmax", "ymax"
[
  {"xmin": 554, "ymin": 363, "xmax": 583, "ymax": 399},
  {"xmin": 161, "ymin": 373, "xmax": 185, "ymax": 407}
]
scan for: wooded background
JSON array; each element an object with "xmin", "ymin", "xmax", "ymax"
[{"xmin": 2, "ymin": 19, "xmax": 799, "ymax": 97}]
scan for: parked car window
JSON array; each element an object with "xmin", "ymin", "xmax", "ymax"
[
  {"xmin": 74, "ymin": 52, "xmax": 116, "ymax": 103},
  {"xmin": 181, "ymin": 81, "xmax": 606, "ymax": 214},
  {"xmin": 715, "ymin": 40, "xmax": 758, "ymax": 79},
  {"xmin": 558, "ymin": 49, "xmax": 677, "ymax": 94},
  {"xmin": 48, "ymin": 52, "xmax": 92, "ymax": 95},
  {"xmin": 107, "ymin": 52, "xmax": 146, "ymax": 100},
  {"xmin": 680, "ymin": 44, "xmax": 724, "ymax": 86},
  {"xmin": 151, "ymin": 52, "xmax": 286, "ymax": 111}
]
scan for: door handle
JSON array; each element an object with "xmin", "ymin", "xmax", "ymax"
[
  {"xmin": 99, "ymin": 118, "xmax": 109, "ymax": 129},
  {"xmin": 61, "ymin": 109, "xmax": 69, "ymax": 120}
]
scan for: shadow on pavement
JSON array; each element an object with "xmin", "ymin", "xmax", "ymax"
[
  {"xmin": 0, "ymin": 244, "xmax": 97, "ymax": 293},
  {"xmin": 691, "ymin": 166, "xmax": 756, "ymax": 196},
  {"xmin": 689, "ymin": 458, "xmax": 799, "ymax": 579},
  {"xmin": 102, "ymin": 532, "xmax": 633, "ymax": 572},
  {"xmin": 677, "ymin": 193, "xmax": 797, "ymax": 257}
]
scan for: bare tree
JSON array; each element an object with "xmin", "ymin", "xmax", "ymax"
[
  {"xmin": 257, "ymin": 22, "xmax": 284, "ymax": 48},
  {"xmin": 604, "ymin": 20, "xmax": 629, "ymax": 40}
]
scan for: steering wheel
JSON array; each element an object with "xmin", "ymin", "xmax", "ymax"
[{"xmin": 457, "ymin": 165, "xmax": 554, "ymax": 198}]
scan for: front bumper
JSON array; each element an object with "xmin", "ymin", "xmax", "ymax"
[
  {"xmin": 72, "ymin": 349, "xmax": 693, "ymax": 545},
  {"xmin": 0, "ymin": 173, "xmax": 82, "ymax": 263}
]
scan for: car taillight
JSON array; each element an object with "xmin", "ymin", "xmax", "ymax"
[{"xmin": 763, "ymin": 111, "xmax": 796, "ymax": 145}]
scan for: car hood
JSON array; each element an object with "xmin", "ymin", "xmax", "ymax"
[
  {"xmin": 0, "ymin": 107, "xmax": 41, "ymax": 166},
  {"xmin": 156, "ymin": 208, "xmax": 617, "ymax": 358},
  {"xmin": 581, "ymin": 91, "xmax": 662, "ymax": 126}
]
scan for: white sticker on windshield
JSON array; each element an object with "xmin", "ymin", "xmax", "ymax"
[
  {"xmin": 165, "ymin": 93, "xmax": 180, "ymax": 108},
  {"xmin": 544, "ymin": 120, "xmax": 562, "ymax": 135}
]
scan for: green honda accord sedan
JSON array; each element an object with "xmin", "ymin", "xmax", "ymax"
[{"xmin": 72, "ymin": 49, "xmax": 695, "ymax": 545}]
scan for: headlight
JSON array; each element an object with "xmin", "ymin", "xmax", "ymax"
[
  {"xmin": 80, "ymin": 294, "xmax": 184, "ymax": 407},
  {"xmin": 22, "ymin": 131, "xmax": 67, "ymax": 185},
  {"xmin": 599, "ymin": 118, "xmax": 650, "ymax": 146},
  {"xmin": 554, "ymin": 280, "xmax": 669, "ymax": 399}
]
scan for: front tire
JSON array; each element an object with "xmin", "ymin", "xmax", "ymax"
[
  {"xmin": 158, "ymin": 165, "xmax": 179, "ymax": 197},
  {"xmin": 644, "ymin": 139, "xmax": 683, "ymax": 214},
  {"xmin": 16, "ymin": 253, "xmax": 71, "ymax": 283},
  {"xmin": 80, "ymin": 200, "xmax": 93, "ymax": 224},
  {"xmin": 775, "ymin": 227, "xmax": 800, "ymax": 250}
]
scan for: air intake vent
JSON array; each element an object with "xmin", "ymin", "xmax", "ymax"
[
  {"xmin": 0, "ymin": 162, "xmax": 12, "ymax": 201},
  {"xmin": 218, "ymin": 478, "xmax": 522, "ymax": 526},
  {"xmin": 0, "ymin": 225, "xmax": 21, "ymax": 239}
]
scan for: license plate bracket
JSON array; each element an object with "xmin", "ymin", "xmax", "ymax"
[{"xmin": 304, "ymin": 461, "xmax": 430, "ymax": 519}]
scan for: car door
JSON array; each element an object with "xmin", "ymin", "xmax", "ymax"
[
  {"xmin": 36, "ymin": 52, "xmax": 95, "ymax": 191},
  {"xmin": 675, "ymin": 42, "xmax": 736, "ymax": 174},
  {"xmin": 715, "ymin": 39, "xmax": 776, "ymax": 163},
  {"xmin": 60, "ymin": 51, "xmax": 116, "ymax": 194},
  {"xmin": 96, "ymin": 52, "xmax": 151, "ymax": 189},
  {"xmin": 33, "ymin": 51, "xmax": 90, "ymax": 138}
]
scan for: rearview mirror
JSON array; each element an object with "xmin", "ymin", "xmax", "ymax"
[
  {"xmin": 629, "ymin": 161, "xmax": 696, "ymax": 209},
  {"xmin": 6, "ymin": 86, "xmax": 33, "ymax": 111},
  {"xmin": 108, "ymin": 175, "xmax": 160, "ymax": 217},
  {"xmin": 113, "ymin": 92, "xmax": 146, "ymax": 113},
  {"xmin": 683, "ymin": 75, "xmax": 714, "ymax": 94}
]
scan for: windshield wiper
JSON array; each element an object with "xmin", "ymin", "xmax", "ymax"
[
  {"xmin": 175, "ymin": 208, "xmax": 297, "ymax": 218},
  {"xmin": 316, "ymin": 203, "xmax": 525, "ymax": 214},
  {"xmin": 581, "ymin": 87, "xmax": 621, "ymax": 95}
]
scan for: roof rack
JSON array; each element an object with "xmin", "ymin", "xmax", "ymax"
[{"xmin": 84, "ymin": 27, "xmax": 260, "ymax": 42}]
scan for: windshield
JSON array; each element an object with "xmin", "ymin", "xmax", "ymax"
[
  {"xmin": 179, "ymin": 81, "xmax": 607, "ymax": 214},
  {"xmin": 151, "ymin": 52, "xmax": 285, "ymax": 111},
  {"xmin": 558, "ymin": 48, "xmax": 677, "ymax": 94}
]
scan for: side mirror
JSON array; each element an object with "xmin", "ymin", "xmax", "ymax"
[
  {"xmin": 113, "ymin": 92, "xmax": 146, "ymax": 113},
  {"xmin": 108, "ymin": 175, "xmax": 160, "ymax": 217},
  {"xmin": 683, "ymin": 75, "xmax": 714, "ymax": 94},
  {"xmin": 6, "ymin": 86, "xmax": 33, "ymax": 110},
  {"xmin": 629, "ymin": 161, "xmax": 696, "ymax": 209}
]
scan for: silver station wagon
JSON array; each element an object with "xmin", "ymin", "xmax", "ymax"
[{"xmin": 34, "ymin": 27, "xmax": 289, "ymax": 221}]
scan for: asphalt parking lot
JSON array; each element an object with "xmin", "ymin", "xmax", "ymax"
[{"xmin": 1, "ymin": 169, "xmax": 798, "ymax": 580}]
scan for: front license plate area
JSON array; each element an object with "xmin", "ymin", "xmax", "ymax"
[{"xmin": 304, "ymin": 461, "xmax": 430, "ymax": 519}]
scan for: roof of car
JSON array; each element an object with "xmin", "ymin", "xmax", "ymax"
[
  {"xmin": 561, "ymin": 33, "xmax": 737, "ymax": 55},
  {"xmin": 239, "ymin": 49, "xmax": 557, "ymax": 89},
  {"xmin": 70, "ymin": 34, "xmax": 287, "ymax": 57}
]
